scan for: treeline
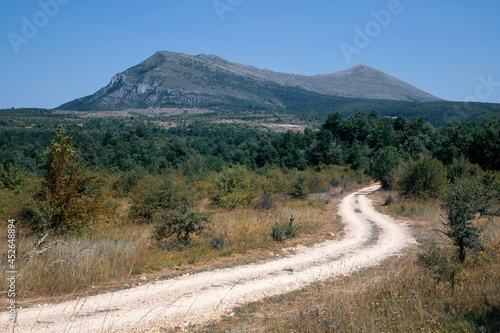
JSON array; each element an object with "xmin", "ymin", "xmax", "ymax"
[{"xmin": 0, "ymin": 112, "xmax": 499, "ymax": 183}]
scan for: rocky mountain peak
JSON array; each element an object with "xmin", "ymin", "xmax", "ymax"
[{"xmin": 57, "ymin": 51, "xmax": 442, "ymax": 111}]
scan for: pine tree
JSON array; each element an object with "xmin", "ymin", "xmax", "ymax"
[
  {"xmin": 21, "ymin": 125, "xmax": 103, "ymax": 233},
  {"xmin": 441, "ymin": 177, "xmax": 486, "ymax": 262}
]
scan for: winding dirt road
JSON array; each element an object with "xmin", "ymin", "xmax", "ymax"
[{"xmin": 1, "ymin": 184, "xmax": 414, "ymax": 332}]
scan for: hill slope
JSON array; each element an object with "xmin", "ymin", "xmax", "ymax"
[{"xmin": 57, "ymin": 51, "xmax": 441, "ymax": 111}]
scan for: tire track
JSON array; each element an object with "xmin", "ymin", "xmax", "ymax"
[{"xmin": 1, "ymin": 184, "xmax": 414, "ymax": 332}]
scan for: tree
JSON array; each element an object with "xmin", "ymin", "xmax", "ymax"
[
  {"xmin": 154, "ymin": 207, "xmax": 210, "ymax": 245},
  {"xmin": 213, "ymin": 166, "xmax": 254, "ymax": 209},
  {"xmin": 129, "ymin": 174, "xmax": 191, "ymax": 223},
  {"xmin": 368, "ymin": 146, "xmax": 401, "ymax": 189},
  {"xmin": 0, "ymin": 164, "xmax": 25, "ymax": 191},
  {"xmin": 446, "ymin": 157, "xmax": 482, "ymax": 184},
  {"xmin": 322, "ymin": 112, "xmax": 344, "ymax": 139},
  {"xmin": 441, "ymin": 177, "xmax": 487, "ymax": 263},
  {"xmin": 20, "ymin": 125, "xmax": 103, "ymax": 233},
  {"xmin": 289, "ymin": 174, "xmax": 309, "ymax": 199},
  {"xmin": 402, "ymin": 136, "xmax": 428, "ymax": 159},
  {"xmin": 468, "ymin": 122, "xmax": 500, "ymax": 170},
  {"xmin": 307, "ymin": 130, "xmax": 344, "ymax": 166},
  {"xmin": 396, "ymin": 155, "xmax": 447, "ymax": 198},
  {"xmin": 127, "ymin": 172, "xmax": 209, "ymax": 245}
]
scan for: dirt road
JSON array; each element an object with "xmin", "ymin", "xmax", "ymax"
[{"xmin": 1, "ymin": 184, "xmax": 414, "ymax": 332}]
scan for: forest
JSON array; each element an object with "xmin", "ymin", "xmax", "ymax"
[
  {"xmin": 1, "ymin": 111, "xmax": 499, "ymax": 177},
  {"xmin": 0, "ymin": 111, "xmax": 499, "ymax": 331}
]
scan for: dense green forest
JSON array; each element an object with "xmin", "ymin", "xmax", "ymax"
[{"xmin": 0, "ymin": 111, "xmax": 498, "ymax": 181}]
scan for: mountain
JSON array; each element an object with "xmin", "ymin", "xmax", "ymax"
[
  {"xmin": 57, "ymin": 51, "xmax": 441, "ymax": 111},
  {"xmin": 311, "ymin": 65, "xmax": 441, "ymax": 101}
]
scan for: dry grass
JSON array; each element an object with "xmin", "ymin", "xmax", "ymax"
[
  {"xmin": 0, "ymin": 224, "xmax": 153, "ymax": 301},
  {"xmin": 0, "ymin": 190, "xmax": 342, "ymax": 308},
  {"xmin": 201, "ymin": 192, "xmax": 500, "ymax": 333},
  {"xmin": 142, "ymin": 198, "xmax": 328, "ymax": 272},
  {"xmin": 374, "ymin": 190, "xmax": 449, "ymax": 246},
  {"xmin": 204, "ymin": 250, "xmax": 500, "ymax": 333}
]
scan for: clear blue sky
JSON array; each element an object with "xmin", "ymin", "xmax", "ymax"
[{"xmin": 1, "ymin": 0, "xmax": 499, "ymax": 109}]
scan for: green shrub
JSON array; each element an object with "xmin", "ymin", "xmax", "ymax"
[
  {"xmin": 112, "ymin": 167, "xmax": 147, "ymax": 194},
  {"xmin": 154, "ymin": 208, "xmax": 210, "ymax": 245},
  {"xmin": 396, "ymin": 155, "xmax": 447, "ymax": 198},
  {"xmin": 285, "ymin": 216, "xmax": 297, "ymax": 239},
  {"xmin": 210, "ymin": 235, "xmax": 225, "ymax": 250},
  {"xmin": 289, "ymin": 175, "xmax": 309, "ymax": 199},
  {"xmin": 418, "ymin": 244, "xmax": 459, "ymax": 288},
  {"xmin": 368, "ymin": 146, "xmax": 401, "ymax": 189},
  {"xmin": 271, "ymin": 216, "xmax": 298, "ymax": 242},
  {"xmin": 446, "ymin": 157, "xmax": 482, "ymax": 183},
  {"xmin": 271, "ymin": 223, "xmax": 285, "ymax": 242},
  {"xmin": 442, "ymin": 177, "xmax": 487, "ymax": 263},
  {"xmin": 0, "ymin": 164, "xmax": 26, "ymax": 191},
  {"xmin": 383, "ymin": 194, "xmax": 394, "ymax": 206},
  {"xmin": 129, "ymin": 173, "xmax": 190, "ymax": 223},
  {"xmin": 213, "ymin": 166, "xmax": 254, "ymax": 209}
]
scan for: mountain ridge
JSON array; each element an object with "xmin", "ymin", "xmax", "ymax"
[{"xmin": 57, "ymin": 51, "xmax": 442, "ymax": 111}]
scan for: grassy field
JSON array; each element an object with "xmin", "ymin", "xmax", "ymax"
[
  {"xmin": 0, "ymin": 166, "xmax": 363, "ymax": 308},
  {"xmin": 201, "ymin": 191, "xmax": 500, "ymax": 333}
]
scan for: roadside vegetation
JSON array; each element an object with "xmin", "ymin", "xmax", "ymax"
[
  {"xmin": 0, "ymin": 117, "xmax": 366, "ymax": 299},
  {"xmin": 203, "ymin": 162, "xmax": 500, "ymax": 332},
  {"xmin": 0, "ymin": 110, "xmax": 499, "ymax": 331}
]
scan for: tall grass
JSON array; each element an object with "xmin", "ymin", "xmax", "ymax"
[
  {"xmin": 136, "ymin": 198, "xmax": 327, "ymax": 272},
  {"xmin": 202, "ymin": 195, "xmax": 500, "ymax": 332},
  {"xmin": 0, "ymin": 224, "xmax": 152, "ymax": 299},
  {"xmin": 205, "ymin": 250, "xmax": 500, "ymax": 332},
  {"xmin": 0, "ymin": 195, "xmax": 328, "ymax": 301},
  {"xmin": 0, "ymin": 164, "xmax": 363, "ymax": 303}
]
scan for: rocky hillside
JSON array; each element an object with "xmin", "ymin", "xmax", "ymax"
[{"xmin": 57, "ymin": 51, "xmax": 441, "ymax": 111}]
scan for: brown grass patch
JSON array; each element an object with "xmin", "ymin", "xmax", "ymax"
[
  {"xmin": 200, "ymin": 190, "xmax": 500, "ymax": 333},
  {"xmin": 0, "ymin": 188, "xmax": 348, "ymax": 309}
]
